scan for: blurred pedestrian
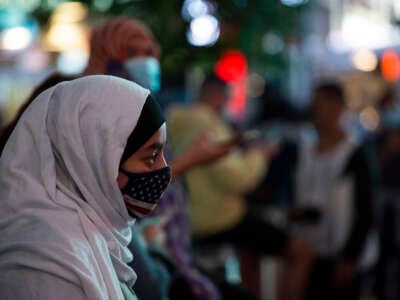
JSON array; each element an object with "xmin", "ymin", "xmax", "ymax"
[
  {"xmin": 294, "ymin": 83, "xmax": 377, "ymax": 300},
  {"xmin": 168, "ymin": 73, "xmax": 313, "ymax": 300},
  {"xmin": 375, "ymin": 121, "xmax": 400, "ymax": 300}
]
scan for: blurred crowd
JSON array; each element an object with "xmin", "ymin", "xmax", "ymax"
[{"xmin": 0, "ymin": 15, "xmax": 399, "ymax": 300}]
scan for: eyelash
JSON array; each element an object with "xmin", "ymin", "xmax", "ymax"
[{"xmin": 148, "ymin": 152, "xmax": 158, "ymax": 165}]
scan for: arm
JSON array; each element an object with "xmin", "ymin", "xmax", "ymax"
[
  {"xmin": 205, "ymin": 148, "xmax": 268, "ymax": 193},
  {"xmin": 340, "ymin": 145, "xmax": 376, "ymax": 260},
  {"xmin": 248, "ymin": 140, "xmax": 299, "ymax": 206},
  {"xmin": 333, "ymin": 144, "xmax": 377, "ymax": 287},
  {"xmin": 168, "ymin": 106, "xmax": 268, "ymax": 192},
  {"xmin": 170, "ymin": 133, "xmax": 235, "ymax": 178}
]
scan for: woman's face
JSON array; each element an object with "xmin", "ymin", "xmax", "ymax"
[{"xmin": 117, "ymin": 123, "xmax": 167, "ymax": 189}]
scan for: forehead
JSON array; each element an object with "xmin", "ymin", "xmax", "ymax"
[
  {"xmin": 313, "ymin": 90, "xmax": 329, "ymax": 100},
  {"xmin": 125, "ymin": 35, "xmax": 157, "ymax": 56},
  {"xmin": 142, "ymin": 123, "xmax": 167, "ymax": 147},
  {"xmin": 126, "ymin": 34, "xmax": 153, "ymax": 48}
]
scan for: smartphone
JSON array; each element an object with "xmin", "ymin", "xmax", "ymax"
[{"xmin": 224, "ymin": 129, "xmax": 262, "ymax": 147}]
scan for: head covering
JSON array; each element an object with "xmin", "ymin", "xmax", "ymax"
[
  {"xmin": 121, "ymin": 94, "xmax": 165, "ymax": 163},
  {"xmin": 0, "ymin": 75, "xmax": 158, "ymax": 299},
  {"xmin": 0, "ymin": 72, "xmax": 76, "ymax": 154},
  {"xmin": 84, "ymin": 17, "xmax": 160, "ymax": 75}
]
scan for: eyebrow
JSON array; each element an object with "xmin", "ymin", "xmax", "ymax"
[{"xmin": 145, "ymin": 142, "xmax": 164, "ymax": 151}]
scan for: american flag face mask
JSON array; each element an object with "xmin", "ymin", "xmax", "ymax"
[{"xmin": 119, "ymin": 166, "xmax": 171, "ymax": 218}]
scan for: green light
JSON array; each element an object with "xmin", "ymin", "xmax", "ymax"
[{"xmin": 93, "ymin": 0, "xmax": 113, "ymax": 12}]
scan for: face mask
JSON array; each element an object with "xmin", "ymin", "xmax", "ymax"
[
  {"xmin": 120, "ymin": 166, "xmax": 171, "ymax": 218},
  {"xmin": 124, "ymin": 57, "xmax": 161, "ymax": 93}
]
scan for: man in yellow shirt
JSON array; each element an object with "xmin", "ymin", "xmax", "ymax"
[{"xmin": 168, "ymin": 74, "xmax": 313, "ymax": 300}]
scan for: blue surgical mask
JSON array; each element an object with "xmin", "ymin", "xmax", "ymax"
[
  {"xmin": 119, "ymin": 166, "xmax": 171, "ymax": 218},
  {"xmin": 124, "ymin": 57, "xmax": 161, "ymax": 93}
]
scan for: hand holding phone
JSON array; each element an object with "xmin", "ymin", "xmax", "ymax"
[{"xmin": 223, "ymin": 129, "xmax": 262, "ymax": 147}]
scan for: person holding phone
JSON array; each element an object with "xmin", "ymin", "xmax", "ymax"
[{"xmin": 168, "ymin": 73, "xmax": 313, "ymax": 300}]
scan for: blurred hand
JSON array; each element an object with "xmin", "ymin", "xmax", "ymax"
[
  {"xmin": 333, "ymin": 260, "xmax": 356, "ymax": 288},
  {"xmin": 142, "ymin": 224, "xmax": 163, "ymax": 245},
  {"xmin": 249, "ymin": 141, "xmax": 280, "ymax": 159},
  {"xmin": 171, "ymin": 132, "xmax": 237, "ymax": 177},
  {"xmin": 185, "ymin": 132, "xmax": 235, "ymax": 166}
]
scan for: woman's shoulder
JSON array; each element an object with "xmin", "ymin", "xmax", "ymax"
[
  {"xmin": 0, "ymin": 211, "xmax": 101, "ymax": 271},
  {"xmin": 0, "ymin": 267, "xmax": 85, "ymax": 300}
]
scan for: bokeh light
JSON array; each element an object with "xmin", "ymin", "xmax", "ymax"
[
  {"xmin": 187, "ymin": 14, "xmax": 220, "ymax": 47},
  {"xmin": 215, "ymin": 50, "xmax": 247, "ymax": 82},
  {"xmin": 280, "ymin": 0, "xmax": 308, "ymax": 7},
  {"xmin": 262, "ymin": 32, "xmax": 285, "ymax": 55},
  {"xmin": 1, "ymin": 27, "xmax": 32, "ymax": 50},
  {"xmin": 57, "ymin": 50, "xmax": 88, "ymax": 75},
  {"xmin": 93, "ymin": 0, "xmax": 114, "ymax": 12},
  {"xmin": 51, "ymin": 2, "xmax": 88, "ymax": 24},
  {"xmin": 182, "ymin": 0, "xmax": 209, "ymax": 20},
  {"xmin": 381, "ymin": 50, "xmax": 400, "ymax": 82},
  {"xmin": 44, "ymin": 23, "xmax": 88, "ymax": 52},
  {"xmin": 351, "ymin": 49, "xmax": 378, "ymax": 72},
  {"xmin": 359, "ymin": 106, "xmax": 380, "ymax": 131}
]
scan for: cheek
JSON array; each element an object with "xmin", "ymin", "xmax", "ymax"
[{"xmin": 121, "ymin": 156, "xmax": 150, "ymax": 173}]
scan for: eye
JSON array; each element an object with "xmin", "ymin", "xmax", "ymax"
[{"xmin": 148, "ymin": 151, "xmax": 159, "ymax": 165}]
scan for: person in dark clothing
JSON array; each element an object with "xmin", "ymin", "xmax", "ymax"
[
  {"xmin": 375, "ymin": 125, "xmax": 400, "ymax": 300},
  {"xmin": 293, "ymin": 83, "xmax": 377, "ymax": 300}
]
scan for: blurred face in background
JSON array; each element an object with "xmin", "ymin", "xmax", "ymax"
[
  {"xmin": 312, "ymin": 90, "xmax": 344, "ymax": 134},
  {"xmin": 201, "ymin": 83, "xmax": 231, "ymax": 115},
  {"xmin": 86, "ymin": 18, "xmax": 161, "ymax": 92},
  {"xmin": 125, "ymin": 34, "xmax": 159, "ymax": 60},
  {"xmin": 123, "ymin": 29, "xmax": 161, "ymax": 93}
]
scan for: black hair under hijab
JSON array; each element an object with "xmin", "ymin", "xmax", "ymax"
[{"xmin": 120, "ymin": 94, "xmax": 165, "ymax": 164}]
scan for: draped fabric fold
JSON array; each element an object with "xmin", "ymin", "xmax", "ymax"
[{"xmin": 0, "ymin": 75, "xmax": 150, "ymax": 299}]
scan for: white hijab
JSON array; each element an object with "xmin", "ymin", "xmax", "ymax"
[{"xmin": 0, "ymin": 75, "xmax": 150, "ymax": 299}]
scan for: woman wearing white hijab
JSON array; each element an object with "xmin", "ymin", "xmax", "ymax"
[{"xmin": 0, "ymin": 75, "xmax": 171, "ymax": 299}]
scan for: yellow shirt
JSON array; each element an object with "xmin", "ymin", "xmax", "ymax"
[{"xmin": 168, "ymin": 104, "xmax": 267, "ymax": 237}]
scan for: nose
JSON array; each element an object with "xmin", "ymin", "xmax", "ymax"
[{"xmin": 157, "ymin": 152, "xmax": 168, "ymax": 169}]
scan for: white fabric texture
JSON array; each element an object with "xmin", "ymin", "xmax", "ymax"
[
  {"xmin": 0, "ymin": 75, "xmax": 150, "ymax": 299},
  {"xmin": 295, "ymin": 137, "xmax": 358, "ymax": 256}
]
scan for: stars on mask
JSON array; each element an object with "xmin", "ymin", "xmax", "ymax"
[{"xmin": 123, "ymin": 170, "xmax": 170, "ymax": 205}]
